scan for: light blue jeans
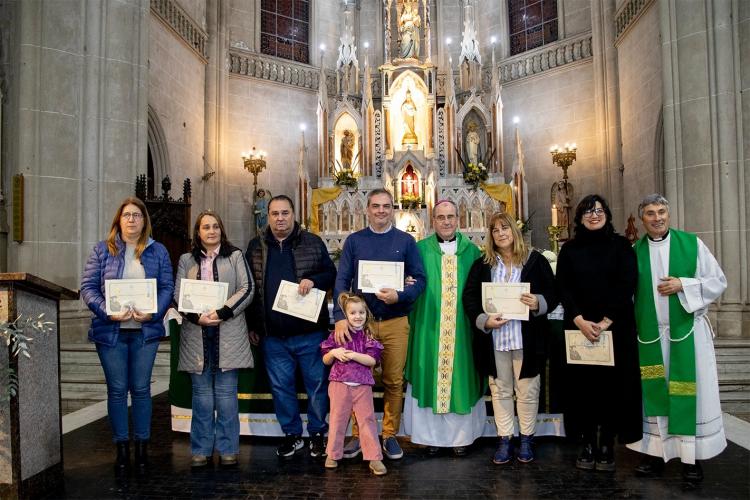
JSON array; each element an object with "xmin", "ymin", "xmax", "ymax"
[
  {"xmin": 96, "ymin": 329, "xmax": 159, "ymax": 443},
  {"xmin": 190, "ymin": 333, "xmax": 240, "ymax": 456}
]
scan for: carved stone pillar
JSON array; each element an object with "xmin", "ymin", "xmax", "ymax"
[
  {"xmin": 659, "ymin": 0, "xmax": 749, "ymax": 337},
  {"xmin": 591, "ymin": 0, "xmax": 624, "ymax": 227},
  {"xmin": 204, "ymin": 0, "xmax": 229, "ymax": 216}
]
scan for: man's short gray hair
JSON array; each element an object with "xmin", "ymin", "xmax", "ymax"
[{"xmin": 638, "ymin": 193, "xmax": 670, "ymax": 218}]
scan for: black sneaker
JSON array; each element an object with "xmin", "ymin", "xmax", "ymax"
[
  {"xmin": 277, "ymin": 435, "xmax": 304, "ymax": 457},
  {"xmin": 309, "ymin": 432, "xmax": 327, "ymax": 458}
]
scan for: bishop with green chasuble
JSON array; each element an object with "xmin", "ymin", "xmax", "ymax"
[{"xmin": 404, "ymin": 201, "xmax": 486, "ymax": 453}]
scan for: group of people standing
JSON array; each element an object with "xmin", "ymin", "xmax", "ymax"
[{"xmin": 81, "ymin": 188, "xmax": 727, "ymax": 483}]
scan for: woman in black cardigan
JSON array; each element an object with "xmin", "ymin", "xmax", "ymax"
[
  {"xmin": 556, "ymin": 194, "xmax": 642, "ymax": 472},
  {"xmin": 464, "ymin": 212, "xmax": 557, "ymax": 465}
]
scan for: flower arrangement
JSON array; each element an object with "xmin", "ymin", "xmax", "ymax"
[
  {"xmin": 516, "ymin": 210, "xmax": 535, "ymax": 234},
  {"xmin": 462, "ymin": 162, "xmax": 488, "ymax": 190},
  {"xmin": 400, "ymin": 192, "xmax": 422, "ymax": 209},
  {"xmin": 334, "ymin": 168, "xmax": 358, "ymax": 189}
]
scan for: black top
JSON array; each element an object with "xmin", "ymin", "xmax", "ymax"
[{"xmin": 556, "ymin": 227, "xmax": 642, "ymax": 443}]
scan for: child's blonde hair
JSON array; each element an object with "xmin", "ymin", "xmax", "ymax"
[{"xmin": 338, "ymin": 292, "xmax": 374, "ymax": 335}]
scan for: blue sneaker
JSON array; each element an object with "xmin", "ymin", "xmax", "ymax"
[
  {"xmin": 517, "ymin": 434, "xmax": 534, "ymax": 463},
  {"xmin": 382, "ymin": 436, "xmax": 404, "ymax": 460},
  {"xmin": 342, "ymin": 437, "xmax": 361, "ymax": 459},
  {"xmin": 492, "ymin": 436, "xmax": 514, "ymax": 465}
]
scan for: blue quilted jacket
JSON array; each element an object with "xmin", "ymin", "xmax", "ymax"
[{"xmin": 80, "ymin": 236, "xmax": 174, "ymax": 346}]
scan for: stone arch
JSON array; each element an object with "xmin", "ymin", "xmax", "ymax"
[
  {"xmin": 147, "ymin": 105, "xmax": 170, "ymax": 195},
  {"xmin": 654, "ymin": 109, "xmax": 665, "ymax": 196}
]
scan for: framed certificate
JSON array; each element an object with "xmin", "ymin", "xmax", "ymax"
[
  {"xmin": 357, "ymin": 260, "xmax": 404, "ymax": 293},
  {"xmin": 177, "ymin": 279, "xmax": 229, "ymax": 314},
  {"xmin": 105, "ymin": 279, "xmax": 157, "ymax": 315},
  {"xmin": 271, "ymin": 280, "xmax": 326, "ymax": 323},
  {"xmin": 564, "ymin": 330, "xmax": 615, "ymax": 366},
  {"xmin": 481, "ymin": 282, "xmax": 530, "ymax": 321}
]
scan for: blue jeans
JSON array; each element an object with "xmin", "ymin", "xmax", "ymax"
[
  {"xmin": 96, "ymin": 329, "xmax": 159, "ymax": 443},
  {"xmin": 262, "ymin": 331, "xmax": 329, "ymax": 436},
  {"xmin": 189, "ymin": 334, "xmax": 240, "ymax": 456}
]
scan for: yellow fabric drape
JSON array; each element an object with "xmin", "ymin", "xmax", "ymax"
[
  {"xmin": 480, "ymin": 182, "xmax": 515, "ymax": 218},
  {"xmin": 310, "ymin": 187, "xmax": 343, "ymax": 234}
]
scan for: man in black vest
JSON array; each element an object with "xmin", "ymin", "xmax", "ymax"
[{"xmin": 246, "ymin": 195, "xmax": 337, "ymax": 458}]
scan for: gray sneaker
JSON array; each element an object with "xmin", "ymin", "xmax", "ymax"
[
  {"xmin": 342, "ymin": 437, "xmax": 361, "ymax": 458},
  {"xmin": 382, "ymin": 436, "xmax": 404, "ymax": 460}
]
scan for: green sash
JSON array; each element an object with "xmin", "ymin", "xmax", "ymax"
[{"xmin": 634, "ymin": 229, "xmax": 698, "ymax": 436}]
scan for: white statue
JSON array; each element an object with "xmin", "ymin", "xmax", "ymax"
[
  {"xmin": 465, "ymin": 125, "xmax": 480, "ymax": 165},
  {"xmin": 399, "ymin": 2, "xmax": 421, "ymax": 59},
  {"xmin": 401, "ymin": 89, "xmax": 418, "ymax": 145}
]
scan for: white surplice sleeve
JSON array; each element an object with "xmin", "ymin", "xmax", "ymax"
[{"xmin": 678, "ymin": 238, "xmax": 727, "ymax": 314}]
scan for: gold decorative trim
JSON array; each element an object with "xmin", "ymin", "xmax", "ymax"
[
  {"xmin": 669, "ymin": 381, "xmax": 696, "ymax": 396},
  {"xmin": 435, "ymin": 254, "xmax": 458, "ymax": 413},
  {"xmin": 640, "ymin": 364, "xmax": 665, "ymax": 379}
]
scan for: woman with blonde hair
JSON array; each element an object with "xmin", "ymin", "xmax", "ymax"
[
  {"xmin": 80, "ymin": 197, "xmax": 174, "ymax": 471},
  {"xmin": 463, "ymin": 212, "xmax": 557, "ymax": 465}
]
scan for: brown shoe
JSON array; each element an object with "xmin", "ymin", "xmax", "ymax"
[
  {"xmin": 191, "ymin": 455, "xmax": 209, "ymax": 467},
  {"xmin": 219, "ymin": 454, "xmax": 238, "ymax": 466},
  {"xmin": 325, "ymin": 457, "xmax": 338, "ymax": 469},
  {"xmin": 369, "ymin": 460, "xmax": 387, "ymax": 476}
]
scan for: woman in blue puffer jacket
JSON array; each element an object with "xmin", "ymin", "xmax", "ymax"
[{"xmin": 80, "ymin": 196, "xmax": 174, "ymax": 472}]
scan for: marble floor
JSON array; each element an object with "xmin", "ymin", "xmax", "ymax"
[{"xmin": 55, "ymin": 393, "xmax": 750, "ymax": 499}]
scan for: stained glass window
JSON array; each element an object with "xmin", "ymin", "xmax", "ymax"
[
  {"xmin": 260, "ymin": 0, "xmax": 310, "ymax": 64},
  {"xmin": 508, "ymin": 0, "xmax": 558, "ymax": 56}
]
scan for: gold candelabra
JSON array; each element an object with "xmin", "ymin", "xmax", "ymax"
[
  {"xmin": 550, "ymin": 143, "xmax": 577, "ymax": 181},
  {"xmin": 547, "ymin": 225, "xmax": 564, "ymax": 255},
  {"xmin": 242, "ymin": 147, "xmax": 267, "ymax": 188}
]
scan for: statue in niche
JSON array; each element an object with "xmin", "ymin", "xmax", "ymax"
[
  {"xmin": 551, "ymin": 180, "xmax": 575, "ymax": 236},
  {"xmin": 340, "ymin": 129, "xmax": 355, "ymax": 169},
  {"xmin": 401, "ymin": 165, "xmax": 419, "ymax": 198},
  {"xmin": 401, "ymin": 89, "xmax": 418, "ymax": 145},
  {"xmin": 399, "ymin": 1, "xmax": 421, "ymax": 59},
  {"xmin": 465, "ymin": 123, "xmax": 481, "ymax": 165},
  {"xmin": 254, "ymin": 188, "xmax": 271, "ymax": 229}
]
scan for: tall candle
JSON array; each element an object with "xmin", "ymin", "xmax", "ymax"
[{"xmin": 551, "ymin": 204, "xmax": 558, "ymax": 226}]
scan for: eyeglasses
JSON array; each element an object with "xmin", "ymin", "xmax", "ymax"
[
  {"xmin": 582, "ymin": 208, "xmax": 605, "ymax": 218},
  {"xmin": 434, "ymin": 215, "xmax": 456, "ymax": 221},
  {"xmin": 121, "ymin": 212, "xmax": 143, "ymax": 220}
]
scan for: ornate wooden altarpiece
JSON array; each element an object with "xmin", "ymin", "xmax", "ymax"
[{"xmin": 135, "ymin": 175, "xmax": 191, "ymax": 273}]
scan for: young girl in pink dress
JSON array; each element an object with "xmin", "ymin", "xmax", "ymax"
[{"xmin": 320, "ymin": 293, "xmax": 386, "ymax": 475}]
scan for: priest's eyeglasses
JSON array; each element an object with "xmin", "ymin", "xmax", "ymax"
[{"xmin": 435, "ymin": 214, "xmax": 456, "ymax": 221}]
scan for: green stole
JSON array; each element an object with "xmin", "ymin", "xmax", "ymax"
[{"xmin": 634, "ymin": 229, "xmax": 698, "ymax": 435}]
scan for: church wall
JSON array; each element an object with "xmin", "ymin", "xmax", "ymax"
[
  {"xmin": 562, "ymin": 0, "xmax": 592, "ymax": 37},
  {"xmin": 476, "ymin": 0, "xmax": 503, "ymax": 63},
  {"xmin": 149, "ymin": 14, "xmax": 207, "ymax": 212},
  {"xmin": 615, "ymin": 1, "xmax": 662, "ymax": 219},
  {"xmin": 226, "ymin": 77, "xmax": 319, "ymax": 246},
  {"xmin": 1, "ymin": 0, "xmax": 150, "ymax": 343},
  {"xmin": 739, "ymin": 1, "xmax": 750, "ymax": 334},
  {"xmin": 228, "ymin": 0, "xmax": 256, "ymax": 52},
  {"xmin": 500, "ymin": 60, "xmax": 600, "ymax": 248}
]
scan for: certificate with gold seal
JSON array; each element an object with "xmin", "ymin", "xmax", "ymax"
[
  {"xmin": 481, "ymin": 282, "xmax": 530, "ymax": 321},
  {"xmin": 105, "ymin": 278, "xmax": 157, "ymax": 315},
  {"xmin": 177, "ymin": 279, "xmax": 229, "ymax": 314},
  {"xmin": 357, "ymin": 260, "xmax": 404, "ymax": 293},
  {"xmin": 271, "ymin": 280, "xmax": 326, "ymax": 323},
  {"xmin": 564, "ymin": 330, "xmax": 615, "ymax": 366}
]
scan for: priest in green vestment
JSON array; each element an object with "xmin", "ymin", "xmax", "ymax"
[{"xmin": 404, "ymin": 200, "xmax": 487, "ymax": 456}]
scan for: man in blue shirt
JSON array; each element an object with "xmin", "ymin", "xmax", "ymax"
[{"xmin": 333, "ymin": 188, "xmax": 426, "ymax": 459}]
